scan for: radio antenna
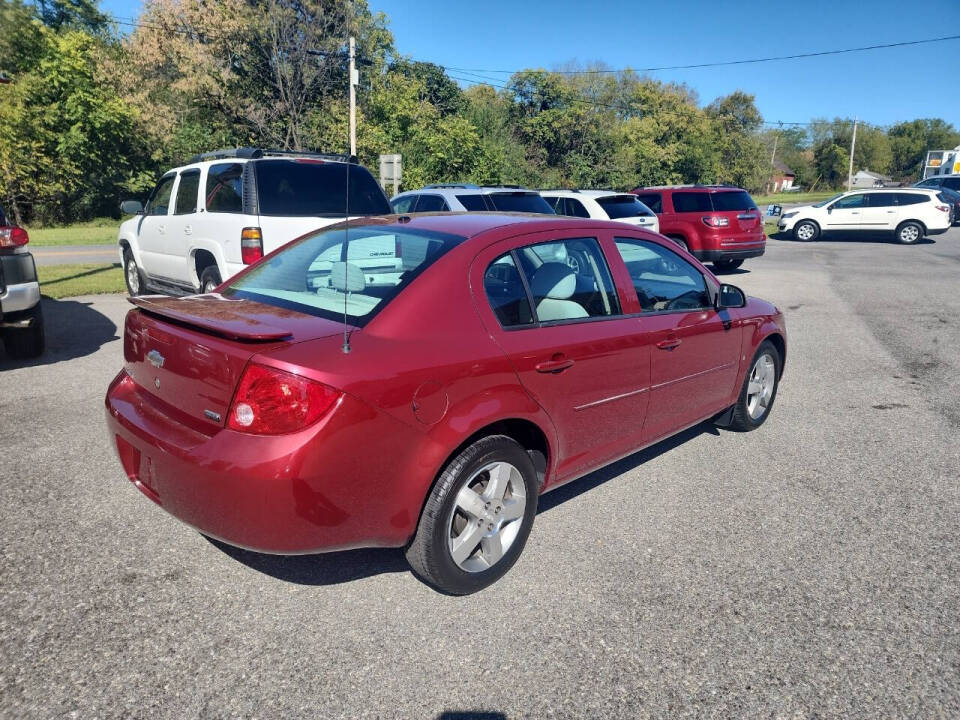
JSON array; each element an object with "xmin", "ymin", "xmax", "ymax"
[{"xmin": 341, "ymin": 155, "xmax": 352, "ymax": 354}]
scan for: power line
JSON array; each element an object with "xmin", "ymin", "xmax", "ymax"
[{"xmin": 442, "ymin": 34, "xmax": 960, "ymax": 75}]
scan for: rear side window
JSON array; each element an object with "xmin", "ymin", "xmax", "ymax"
[
  {"xmin": 941, "ymin": 178, "xmax": 960, "ymax": 191},
  {"xmin": 865, "ymin": 193, "xmax": 897, "ymax": 208},
  {"xmin": 390, "ymin": 195, "xmax": 417, "ymax": 214},
  {"xmin": 457, "ymin": 194, "xmax": 489, "ymax": 211},
  {"xmin": 671, "ymin": 192, "xmax": 712, "ymax": 213},
  {"xmin": 710, "ymin": 191, "xmax": 756, "ymax": 211},
  {"xmin": 597, "ymin": 195, "xmax": 655, "ymax": 219},
  {"xmin": 414, "ymin": 194, "xmax": 448, "ymax": 212},
  {"xmin": 896, "ymin": 193, "xmax": 929, "ymax": 206},
  {"xmin": 223, "ymin": 226, "xmax": 462, "ymax": 326},
  {"xmin": 633, "ymin": 193, "xmax": 663, "ymax": 213},
  {"xmin": 484, "ymin": 253, "xmax": 534, "ymax": 327},
  {"xmin": 174, "ymin": 170, "xmax": 201, "ymax": 215},
  {"xmin": 205, "ymin": 163, "xmax": 243, "ymax": 213},
  {"xmin": 254, "ymin": 160, "xmax": 391, "ymax": 217},
  {"xmin": 487, "ymin": 192, "xmax": 555, "ymax": 214},
  {"xmin": 562, "ymin": 197, "xmax": 590, "ymax": 217}
]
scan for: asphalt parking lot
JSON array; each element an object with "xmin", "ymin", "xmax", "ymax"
[{"xmin": 2, "ymin": 227, "xmax": 959, "ymax": 718}]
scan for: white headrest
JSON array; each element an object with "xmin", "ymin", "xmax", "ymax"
[
  {"xmin": 531, "ymin": 262, "xmax": 577, "ymax": 300},
  {"xmin": 330, "ymin": 261, "xmax": 365, "ymax": 293}
]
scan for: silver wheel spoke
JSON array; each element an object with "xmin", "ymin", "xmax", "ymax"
[
  {"xmin": 480, "ymin": 533, "xmax": 504, "ymax": 567},
  {"xmin": 747, "ymin": 380, "xmax": 762, "ymax": 394},
  {"xmin": 484, "ymin": 463, "xmax": 511, "ymax": 501},
  {"xmin": 450, "ymin": 522, "xmax": 484, "ymax": 565},
  {"xmin": 501, "ymin": 497, "xmax": 524, "ymax": 522},
  {"xmin": 455, "ymin": 487, "xmax": 487, "ymax": 520}
]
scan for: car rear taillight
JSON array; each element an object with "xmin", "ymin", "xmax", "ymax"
[
  {"xmin": 0, "ymin": 226, "xmax": 29, "ymax": 248},
  {"xmin": 935, "ymin": 204, "xmax": 951, "ymax": 213},
  {"xmin": 227, "ymin": 363, "xmax": 340, "ymax": 434},
  {"xmin": 241, "ymin": 227, "xmax": 264, "ymax": 264},
  {"xmin": 701, "ymin": 215, "xmax": 730, "ymax": 228}
]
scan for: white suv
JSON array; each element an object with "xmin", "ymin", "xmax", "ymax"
[
  {"xmin": 777, "ymin": 188, "xmax": 952, "ymax": 244},
  {"xmin": 389, "ymin": 185, "xmax": 555, "ymax": 214},
  {"xmin": 117, "ymin": 148, "xmax": 391, "ymax": 295},
  {"xmin": 539, "ymin": 190, "xmax": 660, "ymax": 233}
]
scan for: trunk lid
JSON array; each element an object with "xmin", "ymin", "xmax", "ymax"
[
  {"xmin": 124, "ymin": 294, "xmax": 349, "ymax": 428},
  {"xmin": 710, "ymin": 190, "xmax": 763, "ymax": 241}
]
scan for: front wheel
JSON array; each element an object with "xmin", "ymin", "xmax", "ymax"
[
  {"xmin": 123, "ymin": 249, "xmax": 144, "ymax": 296},
  {"xmin": 895, "ymin": 221, "xmax": 923, "ymax": 245},
  {"xmin": 712, "ymin": 258, "xmax": 744, "ymax": 272},
  {"xmin": 793, "ymin": 220, "xmax": 819, "ymax": 242},
  {"xmin": 406, "ymin": 435, "xmax": 538, "ymax": 595},
  {"xmin": 727, "ymin": 340, "xmax": 781, "ymax": 431}
]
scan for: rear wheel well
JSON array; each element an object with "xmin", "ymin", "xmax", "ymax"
[
  {"xmin": 193, "ymin": 249, "xmax": 218, "ymax": 283},
  {"xmin": 896, "ymin": 219, "xmax": 925, "ymax": 234},
  {"xmin": 443, "ymin": 419, "xmax": 550, "ymax": 491}
]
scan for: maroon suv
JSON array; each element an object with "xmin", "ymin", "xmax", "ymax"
[{"xmin": 631, "ymin": 186, "xmax": 766, "ymax": 271}]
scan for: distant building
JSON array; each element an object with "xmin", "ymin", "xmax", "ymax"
[
  {"xmin": 769, "ymin": 160, "xmax": 795, "ymax": 192},
  {"xmin": 851, "ymin": 169, "xmax": 899, "ymax": 188}
]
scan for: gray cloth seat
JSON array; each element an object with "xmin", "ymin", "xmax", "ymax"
[{"xmin": 530, "ymin": 262, "xmax": 588, "ymax": 321}]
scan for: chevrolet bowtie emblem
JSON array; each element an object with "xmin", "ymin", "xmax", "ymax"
[{"xmin": 147, "ymin": 349, "xmax": 165, "ymax": 369}]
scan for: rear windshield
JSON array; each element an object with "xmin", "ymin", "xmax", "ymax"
[
  {"xmin": 596, "ymin": 195, "xmax": 655, "ymax": 219},
  {"xmin": 254, "ymin": 159, "xmax": 391, "ymax": 217},
  {"xmin": 486, "ymin": 192, "xmax": 555, "ymax": 214},
  {"xmin": 709, "ymin": 190, "xmax": 757, "ymax": 211},
  {"xmin": 223, "ymin": 225, "xmax": 463, "ymax": 326}
]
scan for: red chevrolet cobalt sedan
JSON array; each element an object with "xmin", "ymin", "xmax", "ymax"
[{"xmin": 105, "ymin": 214, "xmax": 786, "ymax": 594}]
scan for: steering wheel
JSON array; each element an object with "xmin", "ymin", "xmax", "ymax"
[{"xmin": 665, "ymin": 290, "xmax": 705, "ymax": 312}]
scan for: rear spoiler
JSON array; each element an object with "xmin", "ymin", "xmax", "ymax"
[{"xmin": 128, "ymin": 295, "xmax": 293, "ymax": 341}]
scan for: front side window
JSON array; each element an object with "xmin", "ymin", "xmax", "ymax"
[
  {"xmin": 390, "ymin": 195, "xmax": 417, "ymax": 214},
  {"xmin": 671, "ymin": 192, "xmax": 712, "ymax": 213},
  {"xmin": 484, "ymin": 253, "xmax": 534, "ymax": 327},
  {"xmin": 613, "ymin": 238, "xmax": 710, "ymax": 312},
  {"xmin": 633, "ymin": 192, "xmax": 663, "ymax": 213},
  {"xmin": 597, "ymin": 195, "xmax": 655, "ymax": 219},
  {"xmin": 254, "ymin": 159, "xmax": 391, "ymax": 217},
  {"xmin": 414, "ymin": 194, "xmax": 449, "ymax": 212},
  {"xmin": 831, "ymin": 194, "xmax": 865, "ymax": 210},
  {"xmin": 223, "ymin": 226, "xmax": 462, "ymax": 326},
  {"xmin": 146, "ymin": 175, "xmax": 176, "ymax": 216},
  {"xmin": 174, "ymin": 169, "xmax": 201, "ymax": 215},
  {"xmin": 515, "ymin": 238, "xmax": 620, "ymax": 322},
  {"xmin": 206, "ymin": 163, "xmax": 244, "ymax": 213},
  {"xmin": 457, "ymin": 194, "xmax": 489, "ymax": 211}
]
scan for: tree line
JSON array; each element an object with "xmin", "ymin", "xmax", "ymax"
[{"xmin": 1, "ymin": 0, "xmax": 958, "ymax": 225}]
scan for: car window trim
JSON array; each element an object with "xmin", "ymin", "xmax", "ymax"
[
  {"xmin": 174, "ymin": 168, "xmax": 202, "ymax": 216},
  {"xmin": 146, "ymin": 172, "xmax": 177, "ymax": 216}
]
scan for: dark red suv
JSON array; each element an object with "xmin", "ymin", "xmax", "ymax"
[{"xmin": 631, "ymin": 186, "xmax": 766, "ymax": 271}]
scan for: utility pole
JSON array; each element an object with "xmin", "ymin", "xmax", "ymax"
[
  {"xmin": 847, "ymin": 116, "xmax": 858, "ymax": 191},
  {"xmin": 348, "ymin": 36, "xmax": 357, "ymax": 157},
  {"xmin": 769, "ymin": 131, "xmax": 779, "ymax": 193}
]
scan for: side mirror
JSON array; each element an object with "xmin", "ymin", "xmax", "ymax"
[
  {"xmin": 716, "ymin": 283, "xmax": 746, "ymax": 310},
  {"xmin": 826, "ymin": 205, "xmax": 833, "ymax": 214},
  {"xmin": 120, "ymin": 200, "xmax": 144, "ymax": 215}
]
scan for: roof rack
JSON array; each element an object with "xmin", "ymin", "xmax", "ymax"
[
  {"xmin": 539, "ymin": 188, "xmax": 581, "ymax": 193},
  {"xmin": 422, "ymin": 183, "xmax": 479, "ymax": 189},
  {"xmin": 187, "ymin": 147, "xmax": 358, "ymax": 164}
]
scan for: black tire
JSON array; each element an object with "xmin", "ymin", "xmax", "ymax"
[
  {"xmin": 123, "ymin": 248, "xmax": 144, "ymax": 296},
  {"xmin": 727, "ymin": 340, "xmax": 781, "ymax": 432},
  {"xmin": 3, "ymin": 303, "xmax": 45, "ymax": 359},
  {"xmin": 895, "ymin": 221, "xmax": 923, "ymax": 245},
  {"xmin": 792, "ymin": 220, "xmax": 819, "ymax": 242},
  {"xmin": 668, "ymin": 236, "xmax": 689, "ymax": 253},
  {"xmin": 712, "ymin": 258, "xmax": 744, "ymax": 272},
  {"xmin": 406, "ymin": 435, "xmax": 539, "ymax": 595},
  {"xmin": 199, "ymin": 265, "xmax": 222, "ymax": 294}
]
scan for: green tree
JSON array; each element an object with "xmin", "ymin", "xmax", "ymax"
[{"xmin": 888, "ymin": 118, "xmax": 960, "ymax": 180}]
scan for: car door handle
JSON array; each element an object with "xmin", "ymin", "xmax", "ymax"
[
  {"xmin": 656, "ymin": 337, "xmax": 681, "ymax": 350},
  {"xmin": 535, "ymin": 356, "xmax": 575, "ymax": 373},
  {"xmin": 158, "ymin": 225, "xmax": 165, "ymax": 234},
  {"xmin": 887, "ymin": 210, "xmax": 896, "ymax": 213},
  {"xmin": 184, "ymin": 224, "xmax": 193, "ymax": 235}
]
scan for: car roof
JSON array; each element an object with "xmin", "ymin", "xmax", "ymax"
[
  {"xmin": 846, "ymin": 187, "xmax": 931, "ymax": 193},
  {"xmin": 164, "ymin": 154, "xmax": 353, "ymax": 175},
  {"xmin": 633, "ymin": 185, "xmax": 745, "ymax": 192},
  {"xmin": 539, "ymin": 189, "xmax": 624, "ymax": 198},
  {"xmin": 395, "ymin": 186, "xmax": 537, "ymax": 197}
]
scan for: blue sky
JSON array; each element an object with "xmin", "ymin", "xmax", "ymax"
[{"xmin": 101, "ymin": 0, "xmax": 960, "ymax": 128}]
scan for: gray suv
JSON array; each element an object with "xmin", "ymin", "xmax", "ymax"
[{"xmin": 390, "ymin": 185, "xmax": 555, "ymax": 214}]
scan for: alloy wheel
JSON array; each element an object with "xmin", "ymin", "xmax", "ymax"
[
  {"xmin": 447, "ymin": 461, "xmax": 526, "ymax": 573},
  {"xmin": 899, "ymin": 225, "xmax": 920, "ymax": 243},
  {"xmin": 126, "ymin": 258, "xmax": 140, "ymax": 294},
  {"xmin": 746, "ymin": 352, "xmax": 776, "ymax": 420},
  {"xmin": 796, "ymin": 223, "xmax": 815, "ymax": 241}
]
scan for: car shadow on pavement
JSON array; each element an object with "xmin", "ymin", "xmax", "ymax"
[
  {"xmin": 0, "ymin": 296, "xmax": 118, "ymax": 369},
  {"xmin": 711, "ymin": 266, "xmax": 750, "ymax": 276},
  {"xmin": 209, "ymin": 422, "xmax": 721, "ymax": 587},
  {"xmin": 770, "ymin": 230, "xmax": 937, "ymax": 245}
]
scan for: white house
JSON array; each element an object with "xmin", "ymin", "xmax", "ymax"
[{"xmin": 851, "ymin": 170, "xmax": 893, "ymax": 188}]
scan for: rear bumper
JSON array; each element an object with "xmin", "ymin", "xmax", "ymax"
[
  {"xmin": 104, "ymin": 371, "xmax": 427, "ymax": 554},
  {"xmin": 0, "ymin": 251, "xmax": 40, "ymax": 317},
  {"xmin": 928, "ymin": 226, "xmax": 950, "ymax": 236},
  {"xmin": 692, "ymin": 245, "xmax": 766, "ymax": 262}
]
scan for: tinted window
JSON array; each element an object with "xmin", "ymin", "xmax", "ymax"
[
  {"xmin": 515, "ymin": 238, "xmax": 620, "ymax": 322},
  {"xmin": 613, "ymin": 238, "xmax": 710, "ymax": 312},
  {"xmin": 224, "ymin": 226, "xmax": 462, "ymax": 326},
  {"xmin": 865, "ymin": 193, "xmax": 897, "ymax": 208},
  {"xmin": 484, "ymin": 253, "xmax": 533, "ymax": 327},
  {"xmin": 390, "ymin": 195, "xmax": 417, "ymax": 214},
  {"xmin": 941, "ymin": 178, "xmax": 960, "ymax": 191},
  {"xmin": 671, "ymin": 192, "xmax": 713, "ymax": 213},
  {"xmin": 415, "ymin": 194, "xmax": 448, "ymax": 212},
  {"xmin": 487, "ymin": 192, "xmax": 555, "ymax": 214},
  {"xmin": 562, "ymin": 197, "xmax": 590, "ymax": 217},
  {"xmin": 146, "ymin": 175, "xmax": 176, "ymax": 216},
  {"xmin": 254, "ymin": 160, "xmax": 391, "ymax": 217},
  {"xmin": 597, "ymin": 195, "xmax": 655, "ymax": 219},
  {"xmin": 205, "ymin": 163, "xmax": 243, "ymax": 213},
  {"xmin": 710, "ymin": 190, "xmax": 756, "ymax": 211},
  {"xmin": 917, "ymin": 179, "xmax": 939, "ymax": 188},
  {"xmin": 457, "ymin": 194, "xmax": 489, "ymax": 211},
  {"xmin": 633, "ymin": 193, "xmax": 663, "ymax": 213},
  {"xmin": 174, "ymin": 170, "xmax": 201, "ymax": 215},
  {"xmin": 832, "ymin": 194, "xmax": 865, "ymax": 209},
  {"xmin": 896, "ymin": 193, "xmax": 929, "ymax": 206}
]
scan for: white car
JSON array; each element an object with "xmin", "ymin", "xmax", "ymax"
[
  {"xmin": 539, "ymin": 190, "xmax": 660, "ymax": 233},
  {"xmin": 389, "ymin": 185, "xmax": 555, "ymax": 214},
  {"xmin": 777, "ymin": 188, "xmax": 952, "ymax": 244},
  {"xmin": 117, "ymin": 148, "xmax": 391, "ymax": 296}
]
